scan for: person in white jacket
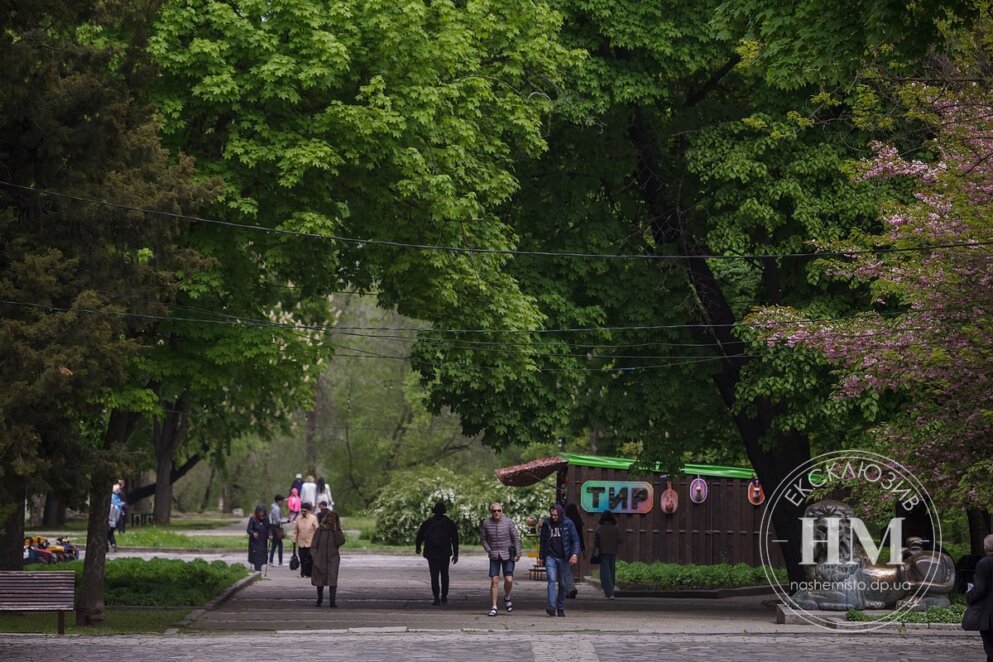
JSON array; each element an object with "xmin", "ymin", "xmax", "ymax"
[
  {"xmin": 299, "ymin": 475, "xmax": 317, "ymax": 508},
  {"xmin": 107, "ymin": 499, "xmax": 121, "ymax": 553},
  {"xmin": 316, "ymin": 477, "xmax": 334, "ymax": 511}
]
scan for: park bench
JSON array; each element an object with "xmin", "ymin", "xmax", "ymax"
[
  {"xmin": 130, "ymin": 511, "xmax": 153, "ymax": 527},
  {"xmin": 0, "ymin": 571, "xmax": 75, "ymax": 634}
]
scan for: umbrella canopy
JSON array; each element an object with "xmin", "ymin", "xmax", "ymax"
[{"xmin": 495, "ymin": 456, "xmax": 567, "ymax": 487}]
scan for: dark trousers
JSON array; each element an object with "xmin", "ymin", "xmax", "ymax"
[
  {"xmin": 269, "ymin": 536, "xmax": 283, "ymax": 564},
  {"xmin": 599, "ymin": 554, "xmax": 617, "ymax": 597},
  {"xmin": 107, "ymin": 528, "xmax": 117, "ymax": 547},
  {"xmin": 299, "ymin": 547, "xmax": 313, "ymax": 577},
  {"xmin": 427, "ymin": 557, "xmax": 450, "ymax": 599},
  {"xmin": 981, "ymin": 630, "xmax": 993, "ymax": 661}
]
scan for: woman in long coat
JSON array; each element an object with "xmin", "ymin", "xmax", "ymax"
[
  {"xmin": 247, "ymin": 505, "xmax": 270, "ymax": 571},
  {"xmin": 311, "ymin": 510, "xmax": 345, "ymax": 607}
]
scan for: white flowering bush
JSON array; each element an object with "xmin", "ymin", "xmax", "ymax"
[{"xmin": 371, "ymin": 466, "xmax": 553, "ymax": 546}]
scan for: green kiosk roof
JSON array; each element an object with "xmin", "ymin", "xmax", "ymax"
[
  {"xmin": 566, "ymin": 453, "xmax": 755, "ymax": 480},
  {"xmin": 495, "ymin": 454, "xmax": 756, "ymax": 487}
]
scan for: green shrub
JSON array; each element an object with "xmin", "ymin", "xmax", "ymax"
[
  {"xmin": 846, "ymin": 602, "xmax": 966, "ymax": 623},
  {"xmin": 371, "ymin": 466, "xmax": 554, "ymax": 546},
  {"xmin": 614, "ymin": 561, "xmax": 786, "ymax": 590},
  {"xmin": 37, "ymin": 557, "xmax": 249, "ymax": 606}
]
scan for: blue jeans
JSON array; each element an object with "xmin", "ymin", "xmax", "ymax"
[
  {"xmin": 545, "ymin": 556, "xmax": 570, "ymax": 610},
  {"xmin": 599, "ymin": 554, "xmax": 617, "ymax": 597}
]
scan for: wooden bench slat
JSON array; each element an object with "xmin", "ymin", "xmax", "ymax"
[{"xmin": 0, "ymin": 571, "xmax": 75, "ymax": 613}]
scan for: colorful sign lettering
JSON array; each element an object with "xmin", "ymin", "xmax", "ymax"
[{"xmin": 580, "ymin": 481, "xmax": 654, "ymax": 514}]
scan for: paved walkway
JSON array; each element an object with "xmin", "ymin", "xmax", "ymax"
[
  {"xmin": 192, "ymin": 552, "xmax": 783, "ymax": 633},
  {"xmin": 0, "ymin": 629, "xmax": 980, "ymax": 661},
  {"xmin": 0, "ymin": 550, "xmax": 983, "ymax": 661}
]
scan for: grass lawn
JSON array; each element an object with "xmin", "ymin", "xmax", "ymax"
[
  {"xmin": 0, "ymin": 609, "xmax": 185, "ymax": 634},
  {"xmin": 27, "ymin": 512, "xmax": 413, "ymax": 552},
  {"xmin": 340, "ymin": 515, "xmax": 375, "ymax": 536},
  {"xmin": 26, "ymin": 527, "xmax": 244, "ymax": 550},
  {"xmin": 116, "ymin": 528, "xmax": 245, "ymax": 549}
]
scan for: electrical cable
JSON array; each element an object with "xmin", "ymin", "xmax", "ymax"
[{"xmin": 5, "ymin": 180, "xmax": 993, "ymax": 262}]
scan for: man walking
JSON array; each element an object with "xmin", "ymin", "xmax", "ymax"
[
  {"xmin": 415, "ymin": 501, "xmax": 459, "ymax": 606},
  {"xmin": 538, "ymin": 503, "xmax": 579, "ymax": 617},
  {"xmin": 480, "ymin": 502, "xmax": 520, "ymax": 617},
  {"xmin": 316, "ymin": 500, "xmax": 331, "ymax": 523},
  {"xmin": 268, "ymin": 494, "xmax": 285, "ymax": 565}
]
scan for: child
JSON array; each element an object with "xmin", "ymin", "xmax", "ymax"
[{"xmin": 287, "ymin": 488, "xmax": 301, "ymax": 522}]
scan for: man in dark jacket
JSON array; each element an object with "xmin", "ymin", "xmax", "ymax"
[
  {"xmin": 416, "ymin": 501, "xmax": 459, "ymax": 606},
  {"xmin": 538, "ymin": 503, "xmax": 579, "ymax": 617},
  {"xmin": 966, "ymin": 534, "xmax": 993, "ymax": 661}
]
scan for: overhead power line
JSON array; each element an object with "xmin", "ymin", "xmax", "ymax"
[
  {"xmin": 0, "ymin": 297, "xmax": 952, "ymax": 373},
  {"xmin": 5, "ymin": 180, "xmax": 993, "ymax": 262},
  {"xmin": 0, "ymin": 297, "xmax": 948, "ymax": 336}
]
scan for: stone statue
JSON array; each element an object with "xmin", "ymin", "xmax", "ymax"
[{"xmin": 788, "ymin": 499, "xmax": 955, "ymax": 611}]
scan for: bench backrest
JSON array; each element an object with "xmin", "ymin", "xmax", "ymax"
[{"xmin": 0, "ymin": 571, "xmax": 75, "ymax": 611}]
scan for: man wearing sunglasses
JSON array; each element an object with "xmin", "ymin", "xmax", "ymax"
[{"xmin": 480, "ymin": 502, "xmax": 521, "ymax": 617}]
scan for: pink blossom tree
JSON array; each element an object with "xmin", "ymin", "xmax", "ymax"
[{"xmin": 756, "ymin": 86, "xmax": 993, "ymax": 513}]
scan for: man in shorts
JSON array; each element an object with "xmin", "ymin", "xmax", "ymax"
[{"xmin": 480, "ymin": 501, "xmax": 521, "ymax": 617}]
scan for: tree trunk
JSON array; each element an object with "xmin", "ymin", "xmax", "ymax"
[
  {"xmin": 76, "ymin": 409, "xmax": 138, "ymax": 626},
  {"xmin": 689, "ymin": 253, "xmax": 812, "ymax": 584},
  {"xmin": 200, "ymin": 464, "xmax": 216, "ymax": 513},
  {"xmin": 26, "ymin": 494, "xmax": 44, "ymax": 527},
  {"xmin": 131, "ymin": 470, "xmax": 154, "ymax": 514},
  {"xmin": 77, "ymin": 477, "xmax": 112, "ymax": 626},
  {"xmin": 152, "ymin": 392, "xmax": 190, "ymax": 525},
  {"xmin": 153, "ymin": 452, "xmax": 173, "ymax": 524},
  {"xmin": 967, "ymin": 508, "xmax": 992, "ymax": 556},
  {"xmin": 0, "ymin": 478, "xmax": 26, "ymax": 571},
  {"xmin": 127, "ymin": 455, "xmax": 201, "ymax": 505},
  {"xmin": 630, "ymin": 111, "xmax": 811, "ymax": 584},
  {"xmin": 43, "ymin": 492, "xmax": 67, "ymax": 527},
  {"xmin": 304, "ymin": 374, "xmax": 325, "ymax": 478}
]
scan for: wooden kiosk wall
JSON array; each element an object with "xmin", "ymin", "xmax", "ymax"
[{"xmin": 563, "ymin": 463, "xmax": 784, "ymax": 578}]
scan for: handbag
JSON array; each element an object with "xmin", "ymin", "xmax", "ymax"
[
  {"xmin": 289, "ymin": 543, "xmax": 300, "ymax": 571},
  {"xmin": 275, "ymin": 526, "xmax": 285, "ymax": 540},
  {"xmin": 590, "ymin": 551, "xmax": 601, "ymax": 565}
]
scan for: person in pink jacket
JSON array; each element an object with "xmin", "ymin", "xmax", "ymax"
[{"xmin": 287, "ymin": 488, "xmax": 301, "ymax": 522}]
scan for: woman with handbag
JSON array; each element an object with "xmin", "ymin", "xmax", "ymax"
[
  {"xmin": 964, "ymin": 534, "xmax": 993, "ymax": 661},
  {"xmin": 311, "ymin": 510, "xmax": 346, "ymax": 607},
  {"xmin": 292, "ymin": 502, "xmax": 319, "ymax": 578}
]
